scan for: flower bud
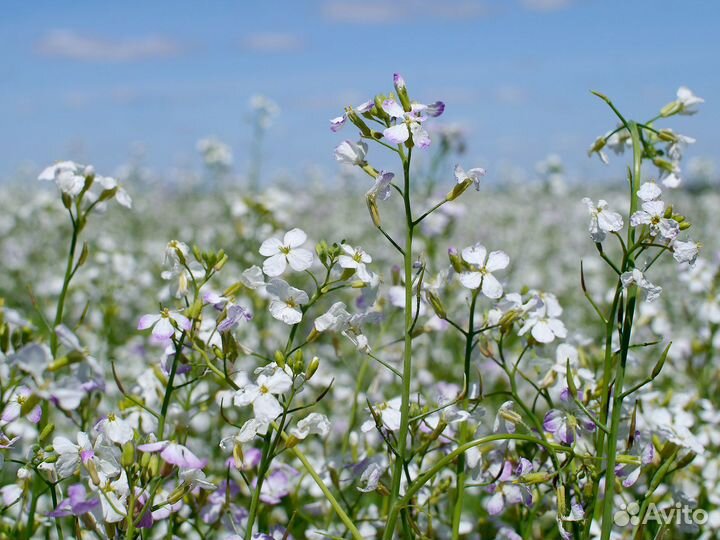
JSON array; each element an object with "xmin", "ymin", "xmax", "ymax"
[
  {"xmin": 660, "ymin": 100, "xmax": 682, "ymax": 118},
  {"xmin": 274, "ymin": 350, "xmax": 286, "ymax": 369},
  {"xmin": 39, "ymin": 423, "xmax": 55, "ymax": 444},
  {"xmin": 446, "ymin": 178, "xmax": 473, "ymax": 201},
  {"xmin": 663, "ymin": 205, "xmax": 674, "ymax": 219},
  {"xmin": 346, "ymin": 108, "xmax": 372, "ymax": 137},
  {"xmin": 85, "ymin": 458, "xmax": 101, "ymax": 486},
  {"xmin": 425, "ymin": 290, "xmax": 447, "ymax": 320},
  {"xmin": 679, "ymin": 221, "xmax": 691, "ymax": 230},
  {"xmin": 393, "ymin": 73, "xmax": 412, "ymax": 112},
  {"xmin": 367, "ymin": 195, "xmax": 382, "ymax": 227},
  {"xmin": 657, "ymin": 129, "xmax": 678, "ymax": 142},
  {"xmin": 306, "ymin": 356, "xmax": 320, "ymax": 380},
  {"xmin": 214, "ymin": 253, "xmax": 229, "ymax": 271},
  {"xmin": 652, "ymin": 157, "xmax": 674, "ymax": 172},
  {"xmin": 448, "ymin": 248, "xmax": 463, "ymax": 273},
  {"xmin": 121, "ymin": 442, "xmax": 135, "ymax": 468}
]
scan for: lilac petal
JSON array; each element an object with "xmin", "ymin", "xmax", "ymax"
[
  {"xmin": 382, "ymin": 99, "xmax": 405, "ymax": 119},
  {"xmin": 425, "ymin": 101, "xmax": 445, "ymax": 117},
  {"xmin": 330, "ymin": 115, "xmax": 346, "ymax": 132},
  {"xmin": 137, "ymin": 313, "xmax": 160, "ymax": 330},
  {"xmin": 383, "ymin": 123, "xmax": 409, "ymax": 144},
  {"xmin": 543, "ymin": 409, "xmax": 564, "ymax": 433},
  {"xmin": 138, "ymin": 440, "xmax": 168, "ymax": 453},
  {"xmin": 487, "ymin": 491, "xmax": 505, "ymax": 515}
]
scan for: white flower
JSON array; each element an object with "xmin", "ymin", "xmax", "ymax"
[
  {"xmin": 96, "ymin": 175, "xmax": 132, "ymax": 208},
  {"xmin": 53, "ymin": 432, "xmax": 120, "ymax": 481},
  {"xmin": 259, "ymin": 228, "xmax": 314, "ymax": 277},
  {"xmin": 676, "ymin": 86, "xmax": 704, "ymax": 115},
  {"xmin": 338, "ymin": 244, "xmax": 373, "ymax": 282},
  {"xmin": 163, "ymin": 240, "xmax": 190, "ymax": 269},
  {"xmin": 621, "ymin": 268, "xmax": 662, "ymax": 302},
  {"xmin": 661, "ymin": 169, "xmax": 682, "ymax": 189},
  {"xmin": 313, "ymin": 302, "xmax": 377, "ymax": 352},
  {"xmin": 179, "ymin": 468, "xmax": 215, "ymax": 490},
  {"xmin": 233, "ymin": 367, "xmax": 292, "ymax": 423},
  {"xmin": 334, "ymin": 140, "xmax": 368, "ymax": 165},
  {"xmin": 518, "ymin": 312, "xmax": 567, "ymax": 344},
  {"xmin": 454, "ymin": 164, "xmax": 485, "ymax": 191},
  {"xmin": 458, "ymin": 244, "xmax": 509, "ymax": 299},
  {"xmin": 38, "ymin": 161, "xmax": 86, "ymax": 197},
  {"xmin": 630, "ymin": 200, "xmax": 679, "ymax": 240},
  {"xmin": 137, "ymin": 309, "xmax": 192, "ymax": 340},
  {"xmin": 673, "ymin": 240, "xmax": 700, "ymax": 267},
  {"xmin": 581, "ymin": 198, "xmax": 623, "ymax": 242},
  {"xmin": 266, "ymin": 279, "xmax": 309, "ymax": 325},
  {"xmin": 637, "ymin": 181, "xmax": 662, "ymax": 202},
  {"xmin": 290, "ymin": 413, "xmax": 331, "ymax": 440},
  {"xmin": 362, "ymin": 398, "xmax": 402, "ymax": 432},
  {"xmin": 96, "ymin": 413, "xmax": 134, "ymax": 445},
  {"xmin": 96, "ymin": 470, "xmax": 129, "ymax": 523}
]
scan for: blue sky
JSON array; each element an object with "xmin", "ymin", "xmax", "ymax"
[{"xmin": 1, "ymin": 0, "xmax": 717, "ymax": 184}]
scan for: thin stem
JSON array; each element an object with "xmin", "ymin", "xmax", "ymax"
[{"xmin": 384, "ymin": 147, "xmax": 414, "ymax": 539}]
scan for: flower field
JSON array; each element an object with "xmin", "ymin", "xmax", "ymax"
[{"xmin": 0, "ymin": 75, "xmax": 717, "ymax": 540}]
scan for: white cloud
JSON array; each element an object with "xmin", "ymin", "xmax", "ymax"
[
  {"xmin": 35, "ymin": 30, "xmax": 180, "ymax": 62},
  {"xmin": 241, "ymin": 32, "xmax": 305, "ymax": 53},
  {"xmin": 520, "ymin": 0, "xmax": 574, "ymax": 12},
  {"xmin": 321, "ymin": 1, "xmax": 492, "ymax": 23}
]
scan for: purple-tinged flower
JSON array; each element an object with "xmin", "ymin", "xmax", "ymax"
[
  {"xmin": 382, "ymin": 99, "xmax": 433, "ymax": 148},
  {"xmin": 258, "ymin": 466, "xmax": 298, "ymax": 505},
  {"xmin": 0, "ymin": 431, "xmax": 19, "ymax": 449},
  {"xmin": 137, "ymin": 440, "xmax": 206, "ymax": 469},
  {"xmin": 1, "ymin": 386, "xmax": 42, "ymax": 425},
  {"xmin": 330, "ymin": 101, "xmax": 374, "ymax": 132},
  {"xmin": 137, "ymin": 309, "xmax": 191, "ymax": 340},
  {"xmin": 543, "ymin": 394, "xmax": 596, "ymax": 445},
  {"xmin": 47, "ymin": 484, "xmax": 99, "ymax": 518},
  {"xmin": 454, "ymin": 164, "xmax": 485, "ymax": 191},
  {"xmin": 218, "ymin": 303, "xmax": 253, "ymax": 333},
  {"xmin": 485, "ymin": 459, "xmax": 534, "ymax": 515},
  {"xmin": 614, "ymin": 434, "xmax": 655, "ymax": 487}
]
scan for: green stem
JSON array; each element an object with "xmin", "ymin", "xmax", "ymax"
[
  {"xmin": 388, "ymin": 434, "xmax": 570, "ymax": 530},
  {"xmin": 384, "ymin": 147, "xmax": 414, "ymax": 539},
  {"xmin": 451, "ymin": 289, "xmax": 478, "ymax": 539},
  {"xmin": 50, "ymin": 214, "xmax": 79, "ymax": 355},
  {"xmin": 599, "ymin": 121, "xmax": 643, "ymax": 540},
  {"xmin": 157, "ymin": 331, "xmax": 187, "ymax": 439}
]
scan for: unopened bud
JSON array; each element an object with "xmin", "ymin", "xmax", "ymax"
[
  {"xmin": 39, "ymin": 423, "xmax": 55, "ymax": 443},
  {"xmin": 660, "ymin": 100, "xmax": 682, "ymax": 118},
  {"xmin": 367, "ymin": 196, "xmax": 381, "ymax": 227},
  {"xmin": 393, "ymin": 73, "xmax": 412, "ymax": 112},
  {"xmin": 425, "ymin": 290, "xmax": 447, "ymax": 319},
  {"xmin": 306, "ymin": 356, "xmax": 320, "ymax": 380},
  {"xmin": 274, "ymin": 350, "xmax": 286, "ymax": 369},
  {"xmin": 663, "ymin": 205, "xmax": 673, "ymax": 219},
  {"xmin": 652, "ymin": 157, "xmax": 674, "ymax": 172},
  {"xmin": 121, "ymin": 442, "xmax": 135, "ymax": 468},
  {"xmin": 448, "ymin": 248, "xmax": 463, "ymax": 273},
  {"xmin": 679, "ymin": 221, "xmax": 691, "ymax": 230},
  {"xmin": 657, "ymin": 129, "xmax": 677, "ymax": 142},
  {"xmin": 214, "ymin": 254, "xmax": 228, "ymax": 271},
  {"xmin": 347, "ymin": 109, "xmax": 372, "ymax": 137},
  {"xmin": 85, "ymin": 459, "xmax": 101, "ymax": 486}
]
